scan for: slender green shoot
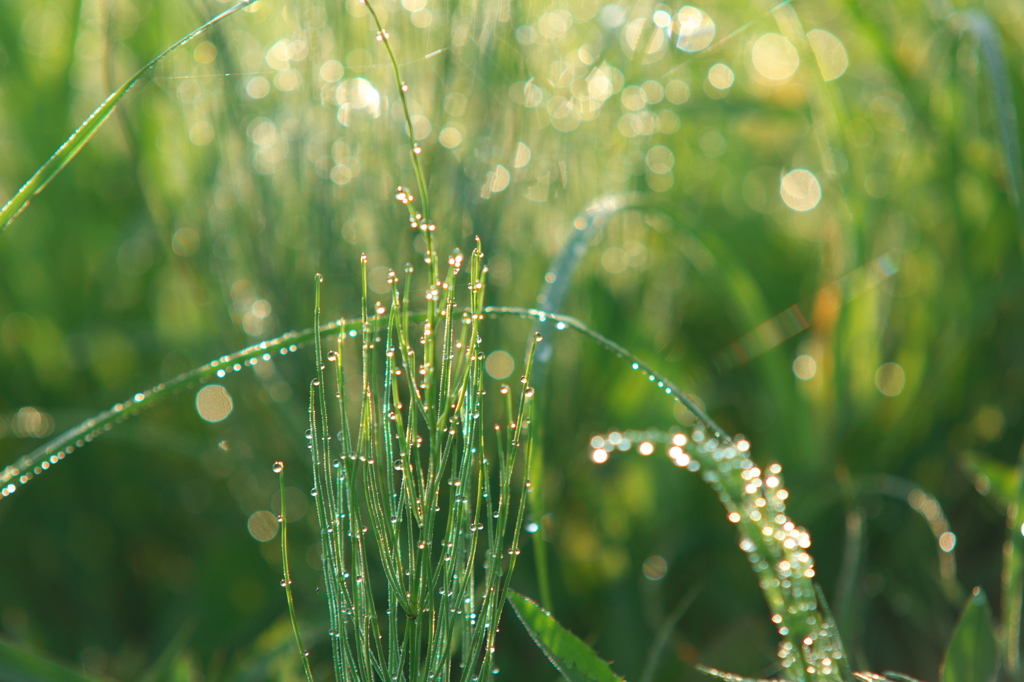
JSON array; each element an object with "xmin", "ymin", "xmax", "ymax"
[
  {"xmin": 0, "ymin": 0, "xmax": 256, "ymax": 233},
  {"xmin": 277, "ymin": 460, "xmax": 315, "ymax": 682}
]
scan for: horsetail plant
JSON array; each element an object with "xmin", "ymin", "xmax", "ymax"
[{"xmin": 298, "ymin": 243, "xmax": 539, "ymax": 681}]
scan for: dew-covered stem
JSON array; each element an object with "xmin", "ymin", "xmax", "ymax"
[{"xmin": 278, "ymin": 461, "xmax": 315, "ymax": 682}]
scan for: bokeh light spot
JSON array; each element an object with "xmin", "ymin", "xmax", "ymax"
[
  {"xmin": 642, "ymin": 555, "xmax": 668, "ymax": 580},
  {"xmin": 751, "ymin": 33, "xmax": 799, "ymax": 81},
  {"xmin": 793, "ymin": 354, "xmax": 816, "ymax": 380},
  {"xmin": 247, "ymin": 510, "xmax": 279, "ymax": 542},
  {"xmin": 708, "ymin": 63, "xmax": 735, "ymax": 90},
  {"xmin": 196, "ymin": 384, "xmax": 234, "ymax": 423},
  {"xmin": 246, "ymin": 76, "xmax": 270, "ymax": 99},
  {"xmin": 875, "ymin": 362, "xmax": 906, "ymax": 397},
  {"xmin": 485, "ymin": 350, "xmax": 514, "ymax": 379},
  {"xmin": 780, "ymin": 169, "xmax": 822, "ymax": 211},
  {"xmin": 674, "ymin": 6, "xmax": 715, "ymax": 52},
  {"xmin": 808, "ymin": 29, "xmax": 849, "ymax": 81}
]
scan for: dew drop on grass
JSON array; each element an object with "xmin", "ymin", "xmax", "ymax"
[{"xmin": 272, "ymin": 461, "xmax": 285, "ymax": 473}]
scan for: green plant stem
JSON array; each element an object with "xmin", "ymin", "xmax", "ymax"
[{"xmin": 279, "ymin": 464, "xmax": 315, "ymax": 682}]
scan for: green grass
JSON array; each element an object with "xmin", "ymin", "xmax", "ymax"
[{"xmin": 1, "ymin": 0, "xmax": 1024, "ymax": 680}]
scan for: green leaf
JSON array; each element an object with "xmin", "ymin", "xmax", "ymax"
[
  {"xmin": 0, "ymin": 0, "xmax": 255, "ymax": 233},
  {"xmin": 0, "ymin": 637, "xmax": 109, "ymax": 682},
  {"xmin": 940, "ymin": 587, "xmax": 998, "ymax": 682},
  {"xmin": 508, "ymin": 591, "xmax": 626, "ymax": 682},
  {"xmin": 960, "ymin": 450, "xmax": 1018, "ymax": 510}
]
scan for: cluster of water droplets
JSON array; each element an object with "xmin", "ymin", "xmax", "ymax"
[
  {"xmin": 299, "ymin": 245, "xmax": 541, "ymax": 682},
  {"xmin": 1, "ymin": 312, "xmax": 367, "ymax": 499},
  {"xmin": 589, "ymin": 423, "xmax": 846, "ymax": 677}
]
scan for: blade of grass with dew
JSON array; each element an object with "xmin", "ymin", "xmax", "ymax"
[
  {"xmin": 508, "ymin": 590, "xmax": 626, "ymax": 682},
  {"xmin": 485, "ymin": 306, "xmax": 850, "ymax": 681},
  {"xmin": 527, "ymin": 192, "xmax": 634, "ymax": 611},
  {"xmin": 940, "ymin": 588, "xmax": 998, "ymax": 682},
  {"xmin": 0, "ymin": 0, "xmax": 256, "ymax": 233},
  {"xmin": 697, "ymin": 667, "xmax": 775, "ymax": 682},
  {"xmin": 0, "ymin": 313, "xmax": 420, "ymax": 498},
  {"xmin": 857, "ymin": 475, "xmax": 961, "ymax": 602},
  {"xmin": 276, "ymin": 460, "xmax": 314, "ymax": 682},
  {"xmin": 0, "ymin": 639, "xmax": 107, "ymax": 682}
]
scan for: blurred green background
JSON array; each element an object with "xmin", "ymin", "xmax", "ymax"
[{"xmin": 1, "ymin": 0, "xmax": 1023, "ymax": 679}]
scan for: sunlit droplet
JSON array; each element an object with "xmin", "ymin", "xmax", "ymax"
[
  {"xmin": 591, "ymin": 448, "xmax": 609, "ymax": 464},
  {"xmin": 273, "ymin": 461, "xmax": 285, "ymax": 473}
]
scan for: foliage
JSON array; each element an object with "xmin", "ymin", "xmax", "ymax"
[{"xmin": 1, "ymin": 0, "xmax": 1024, "ymax": 680}]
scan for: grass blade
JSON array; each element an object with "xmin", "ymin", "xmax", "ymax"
[
  {"xmin": 0, "ymin": 638, "xmax": 108, "ymax": 682},
  {"xmin": 1, "ymin": 313, "xmax": 419, "ymax": 498},
  {"xmin": 508, "ymin": 590, "xmax": 626, "ymax": 682},
  {"xmin": 0, "ymin": 0, "xmax": 255, "ymax": 233},
  {"xmin": 940, "ymin": 587, "xmax": 998, "ymax": 682},
  {"xmin": 1002, "ymin": 442, "xmax": 1024, "ymax": 678}
]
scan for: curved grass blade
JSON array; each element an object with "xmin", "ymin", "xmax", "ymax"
[
  {"xmin": 483, "ymin": 306, "xmax": 728, "ymax": 438},
  {"xmin": 940, "ymin": 587, "xmax": 998, "ymax": 682},
  {"xmin": 0, "ymin": 312, "xmax": 418, "ymax": 498},
  {"xmin": 0, "ymin": 0, "xmax": 256, "ymax": 233},
  {"xmin": 487, "ymin": 307, "xmax": 847, "ymax": 680},
  {"xmin": 508, "ymin": 590, "xmax": 626, "ymax": 682},
  {"xmin": 0, "ymin": 638, "xmax": 106, "ymax": 682},
  {"xmin": 527, "ymin": 192, "xmax": 633, "ymax": 611}
]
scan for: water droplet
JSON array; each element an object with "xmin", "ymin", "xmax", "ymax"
[{"xmin": 272, "ymin": 461, "xmax": 285, "ymax": 473}]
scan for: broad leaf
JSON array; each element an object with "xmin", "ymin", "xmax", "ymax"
[
  {"xmin": 508, "ymin": 591, "xmax": 625, "ymax": 682},
  {"xmin": 940, "ymin": 587, "xmax": 998, "ymax": 682}
]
